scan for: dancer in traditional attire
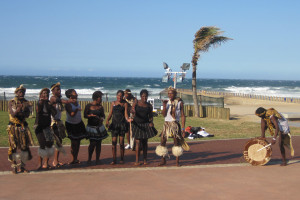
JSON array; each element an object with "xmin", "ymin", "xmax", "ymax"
[
  {"xmin": 34, "ymin": 88, "xmax": 57, "ymax": 170},
  {"xmin": 156, "ymin": 87, "xmax": 189, "ymax": 167},
  {"xmin": 106, "ymin": 90, "xmax": 129, "ymax": 164},
  {"xmin": 124, "ymin": 89, "xmax": 137, "ymax": 150},
  {"xmin": 65, "ymin": 89, "xmax": 86, "ymax": 164},
  {"xmin": 84, "ymin": 91, "xmax": 108, "ymax": 165},
  {"xmin": 49, "ymin": 82, "xmax": 68, "ymax": 168},
  {"xmin": 129, "ymin": 89, "xmax": 157, "ymax": 165},
  {"xmin": 255, "ymin": 107, "xmax": 295, "ymax": 166},
  {"xmin": 7, "ymin": 85, "xmax": 34, "ymax": 174}
]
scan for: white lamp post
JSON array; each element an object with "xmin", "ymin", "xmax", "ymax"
[{"xmin": 162, "ymin": 62, "xmax": 190, "ymax": 88}]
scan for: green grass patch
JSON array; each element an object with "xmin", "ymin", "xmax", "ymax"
[{"xmin": 1, "ymin": 111, "xmax": 300, "ymax": 147}]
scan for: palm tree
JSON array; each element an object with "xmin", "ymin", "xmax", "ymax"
[{"xmin": 192, "ymin": 26, "xmax": 232, "ymax": 117}]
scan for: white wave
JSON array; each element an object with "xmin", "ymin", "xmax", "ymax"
[
  {"xmin": 3, "ymin": 85, "xmax": 299, "ymax": 100},
  {"xmin": 224, "ymin": 86, "xmax": 300, "ymax": 98},
  {"xmin": 93, "ymin": 87, "xmax": 104, "ymax": 90},
  {"xmin": 124, "ymin": 85, "xmax": 134, "ymax": 88}
]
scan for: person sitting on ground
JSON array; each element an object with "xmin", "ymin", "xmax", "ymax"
[{"xmin": 255, "ymin": 107, "xmax": 294, "ymax": 166}]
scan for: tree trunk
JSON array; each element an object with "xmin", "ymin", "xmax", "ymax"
[{"xmin": 192, "ymin": 64, "xmax": 199, "ymax": 117}]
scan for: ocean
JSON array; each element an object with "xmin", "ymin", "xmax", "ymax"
[{"xmin": 1, "ymin": 75, "xmax": 300, "ymax": 101}]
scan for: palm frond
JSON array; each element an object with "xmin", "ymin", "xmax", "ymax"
[
  {"xmin": 202, "ymin": 36, "xmax": 233, "ymax": 51},
  {"xmin": 193, "ymin": 26, "xmax": 222, "ymax": 42},
  {"xmin": 191, "ymin": 26, "xmax": 232, "ymax": 66}
]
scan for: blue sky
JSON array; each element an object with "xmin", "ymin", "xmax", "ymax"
[{"xmin": 0, "ymin": 0, "xmax": 299, "ymax": 80}]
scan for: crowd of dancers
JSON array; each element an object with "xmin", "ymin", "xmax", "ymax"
[
  {"xmin": 7, "ymin": 82, "xmax": 294, "ymax": 174},
  {"xmin": 7, "ymin": 83, "xmax": 189, "ymax": 174}
]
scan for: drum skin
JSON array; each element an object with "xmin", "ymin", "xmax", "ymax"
[{"xmin": 243, "ymin": 138, "xmax": 272, "ymax": 166}]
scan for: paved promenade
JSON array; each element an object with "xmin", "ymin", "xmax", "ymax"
[{"xmin": 0, "ymin": 137, "xmax": 299, "ymax": 200}]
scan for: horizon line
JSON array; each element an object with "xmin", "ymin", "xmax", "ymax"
[{"xmin": 0, "ymin": 74, "xmax": 299, "ymax": 82}]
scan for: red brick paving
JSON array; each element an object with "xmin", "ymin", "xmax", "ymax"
[
  {"xmin": 1, "ymin": 137, "xmax": 298, "ymax": 171},
  {"xmin": 0, "ymin": 137, "xmax": 299, "ymax": 200}
]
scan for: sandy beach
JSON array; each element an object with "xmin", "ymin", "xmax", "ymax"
[
  {"xmin": 177, "ymin": 88, "xmax": 300, "ymax": 123},
  {"xmin": 225, "ymin": 96, "xmax": 300, "ymax": 123}
]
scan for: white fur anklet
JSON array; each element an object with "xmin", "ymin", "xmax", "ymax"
[
  {"xmin": 155, "ymin": 145, "xmax": 168, "ymax": 157},
  {"xmin": 55, "ymin": 144, "xmax": 66, "ymax": 155},
  {"xmin": 38, "ymin": 148, "xmax": 48, "ymax": 158},
  {"xmin": 46, "ymin": 147, "xmax": 54, "ymax": 158},
  {"xmin": 12, "ymin": 153, "xmax": 21, "ymax": 162},
  {"xmin": 20, "ymin": 151, "xmax": 29, "ymax": 163},
  {"xmin": 172, "ymin": 146, "xmax": 183, "ymax": 157}
]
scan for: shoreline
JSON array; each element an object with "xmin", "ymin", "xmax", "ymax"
[
  {"xmin": 175, "ymin": 88, "xmax": 300, "ymax": 123},
  {"xmin": 224, "ymin": 96, "xmax": 300, "ymax": 123}
]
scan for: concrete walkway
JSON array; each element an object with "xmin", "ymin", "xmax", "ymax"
[{"xmin": 0, "ymin": 137, "xmax": 299, "ymax": 200}]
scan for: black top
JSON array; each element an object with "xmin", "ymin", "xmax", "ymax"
[
  {"xmin": 84, "ymin": 103, "xmax": 105, "ymax": 126},
  {"xmin": 35, "ymin": 100, "xmax": 56, "ymax": 133},
  {"xmin": 133, "ymin": 102, "xmax": 152, "ymax": 124},
  {"xmin": 112, "ymin": 104, "xmax": 126, "ymax": 124}
]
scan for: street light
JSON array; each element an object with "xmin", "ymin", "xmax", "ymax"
[{"xmin": 162, "ymin": 62, "xmax": 190, "ymax": 88}]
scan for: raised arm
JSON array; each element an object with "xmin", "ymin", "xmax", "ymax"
[
  {"xmin": 50, "ymin": 96, "xmax": 57, "ymax": 105},
  {"xmin": 83, "ymin": 104, "xmax": 91, "ymax": 119},
  {"xmin": 61, "ymin": 99, "xmax": 70, "ymax": 104},
  {"xmin": 8, "ymin": 100, "xmax": 31, "ymax": 119},
  {"xmin": 65, "ymin": 103, "xmax": 80, "ymax": 117},
  {"xmin": 8, "ymin": 101, "xmax": 21, "ymax": 118}
]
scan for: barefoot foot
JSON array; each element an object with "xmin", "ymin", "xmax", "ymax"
[
  {"xmin": 12, "ymin": 167, "xmax": 17, "ymax": 174},
  {"xmin": 280, "ymin": 162, "xmax": 287, "ymax": 166},
  {"xmin": 18, "ymin": 167, "xmax": 30, "ymax": 173},
  {"xmin": 110, "ymin": 161, "xmax": 116, "ymax": 165},
  {"xmin": 69, "ymin": 160, "xmax": 80, "ymax": 165}
]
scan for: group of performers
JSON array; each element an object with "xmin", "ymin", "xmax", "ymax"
[
  {"xmin": 7, "ymin": 84, "xmax": 189, "ymax": 174},
  {"xmin": 7, "ymin": 82, "xmax": 295, "ymax": 174}
]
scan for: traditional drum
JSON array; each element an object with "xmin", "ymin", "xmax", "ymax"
[{"xmin": 243, "ymin": 138, "xmax": 272, "ymax": 166}]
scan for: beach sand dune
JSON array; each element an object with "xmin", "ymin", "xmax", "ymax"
[{"xmin": 225, "ymin": 96, "xmax": 300, "ymax": 122}]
